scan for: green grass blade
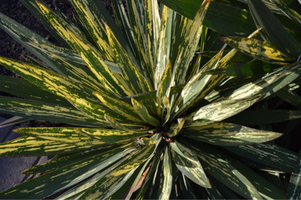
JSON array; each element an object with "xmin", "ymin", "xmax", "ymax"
[
  {"xmin": 184, "ymin": 122, "xmax": 282, "ymax": 146},
  {"xmin": 170, "ymin": 141, "xmax": 210, "ymax": 188}
]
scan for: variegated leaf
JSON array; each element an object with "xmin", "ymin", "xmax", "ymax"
[
  {"xmin": 184, "ymin": 122, "xmax": 282, "ymax": 146},
  {"xmin": 186, "ymin": 95, "xmax": 260, "ymax": 127},
  {"xmin": 68, "ymin": 30, "xmax": 131, "ymax": 97},
  {"xmin": 170, "ymin": 141, "xmax": 210, "ymax": 188},
  {"xmin": 158, "ymin": 145, "xmax": 173, "ymax": 199},
  {"xmin": 166, "ymin": 118, "xmax": 185, "ymax": 138},
  {"xmin": 131, "ymin": 98, "xmax": 161, "ymax": 127},
  {"xmin": 221, "ymin": 37, "xmax": 294, "ymax": 64},
  {"xmin": 70, "ymin": 0, "xmax": 115, "ymax": 61},
  {"xmin": 0, "ymin": 144, "xmax": 135, "ymax": 199}
]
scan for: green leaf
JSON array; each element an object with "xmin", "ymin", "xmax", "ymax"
[
  {"xmin": 20, "ymin": 0, "xmax": 70, "ymax": 48},
  {"xmin": 224, "ymin": 143, "xmax": 298, "ymax": 172},
  {"xmin": 131, "ymin": 98, "xmax": 161, "ymax": 127},
  {"xmin": 0, "ymin": 144, "xmax": 135, "ymax": 199},
  {"xmin": 287, "ymin": 149, "xmax": 301, "ymax": 199},
  {"xmin": 203, "ymin": 2, "xmax": 257, "ymax": 36},
  {"xmin": 158, "ymin": 0, "xmax": 209, "ymax": 19},
  {"xmin": 204, "ymin": 59, "xmax": 279, "ymax": 77},
  {"xmin": 187, "ymin": 140, "xmax": 263, "ymax": 199},
  {"xmin": 158, "ymin": 145, "xmax": 173, "ymax": 199},
  {"xmin": 276, "ymin": 87, "xmax": 301, "ymax": 106},
  {"xmin": 248, "ymin": 0, "xmax": 301, "ymax": 58},
  {"xmin": 226, "ymin": 109, "xmax": 301, "ymax": 126},
  {"xmin": 170, "ymin": 141, "xmax": 210, "ymax": 188},
  {"xmin": 184, "ymin": 122, "xmax": 282, "ymax": 146},
  {"xmin": 221, "ymin": 37, "xmax": 294, "ymax": 64},
  {"xmin": 224, "ymin": 61, "xmax": 301, "ymax": 100}
]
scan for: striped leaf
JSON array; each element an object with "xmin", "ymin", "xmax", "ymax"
[
  {"xmin": 70, "ymin": 0, "xmax": 115, "ymax": 61},
  {"xmin": 184, "ymin": 122, "xmax": 282, "ymax": 146},
  {"xmin": 0, "ymin": 144, "xmax": 135, "ymax": 199},
  {"xmin": 15, "ymin": 127, "xmax": 148, "ymax": 145},
  {"xmin": 186, "ymin": 95, "xmax": 260, "ymax": 127},
  {"xmin": 158, "ymin": 146, "xmax": 173, "ymax": 199},
  {"xmin": 226, "ymin": 109, "xmax": 301, "ymax": 126},
  {"xmin": 0, "ymin": 116, "xmax": 29, "ymax": 129},
  {"xmin": 287, "ymin": 149, "xmax": 301, "ymax": 199},
  {"xmin": 131, "ymin": 98, "xmax": 161, "ymax": 127},
  {"xmin": 93, "ymin": 92, "xmax": 144, "ymax": 124},
  {"xmin": 225, "ymin": 61, "xmax": 301, "ymax": 100},
  {"xmin": 106, "ymin": 23, "xmax": 151, "ymax": 94},
  {"xmin": 221, "ymin": 37, "xmax": 294, "ymax": 64},
  {"xmin": 170, "ymin": 141, "xmax": 210, "ymax": 188},
  {"xmin": 248, "ymin": 0, "xmax": 301, "ymax": 58},
  {"xmin": 187, "ymin": 141, "xmax": 263, "ymax": 199},
  {"xmin": 171, "ymin": 1, "xmax": 210, "ymax": 88},
  {"xmin": 224, "ymin": 143, "xmax": 298, "ymax": 172},
  {"xmin": 0, "ymin": 96, "xmax": 102, "ymax": 127},
  {"xmin": 127, "ymin": 0, "xmax": 153, "ymax": 85},
  {"xmin": 166, "ymin": 118, "xmax": 185, "ymax": 138},
  {"xmin": 23, "ymin": 145, "xmax": 120, "ymax": 174},
  {"xmin": 55, "ymin": 153, "xmax": 129, "ymax": 200},
  {"xmin": 154, "ymin": 6, "xmax": 173, "ymax": 89},
  {"xmin": 105, "ymin": 114, "xmax": 130, "ymax": 131},
  {"xmin": 68, "ymin": 30, "xmax": 131, "ymax": 97}
]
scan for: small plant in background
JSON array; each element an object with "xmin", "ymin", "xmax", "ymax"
[{"xmin": 0, "ymin": 0, "xmax": 301, "ymax": 199}]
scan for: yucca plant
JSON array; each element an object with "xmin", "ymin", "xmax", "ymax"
[{"xmin": 0, "ymin": 0, "xmax": 301, "ymax": 199}]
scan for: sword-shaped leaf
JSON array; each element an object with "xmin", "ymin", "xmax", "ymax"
[
  {"xmin": 248, "ymin": 0, "xmax": 301, "ymax": 58},
  {"xmin": 20, "ymin": 0, "xmax": 70, "ymax": 48},
  {"xmin": 154, "ymin": 6, "xmax": 173, "ymax": 89},
  {"xmin": 93, "ymin": 92, "xmax": 144, "ymax": 124},
  {"xmin": 106, "ymin": 23, "xmax": 151, "ymax": 94},
  {"xmin": 186, "ymin": 95, "xmax": 260, "ymax": 127},
  {"xmin": 68, "ymin": 30, "xmax": 131, "ymax": 97},
  {"xmin": 170, "ymin": 141, "xmax": 210, "ymax": 188},
  {"xmin": 131, "ymin": 98, "xmax": 161, "ymax": 127},
  {"xmin": 0, "ymin": 144, "xmax": 135, "ymax": 199},
  {"xmin": 184, "ymin": 122, "xmax": 282, "ymax": 146},
  {"xmin": 15, "ymin": 127, "xmax": 148, "ymax": 145},
  {"xmin": 0, "ymin": 96, "xmax": 102, "ymax": 127},
  {"xmin": 166, "ymin": 118, "xmax": 185, "ymax": 138},
  {"xmin": 127, "ymin": 0, "xmax": 153, "ymax": 85},
  {"xmin": 224, "ymin": 143, "xmax": 298, "ymax": 172},
  {"xmin": 0, "ymin": 116, "xmax": 29, "ymax": 129},
  {"xmin": 221, "ymin": 37, "xmax": 294, "ymax": 64},
  {"xmin": 70, "ymin": 0, "xmax": 115, "ymax": 61},
  {"xmin": 287, "ymin": 149, "xmax": 301, "ymax": 199},
  {"xmin": 226, "ymin": 109, "xmax": 301, "ymax": 126},
  {"xmin": 171, "ymin": 1, "xmax": 210, "ymax": 87},
  {"xmin": 158, "ymin": 145, "xmax": 173, "ymax": 199},
  {"xmin": 225, "ymin": 61, "xmax": 301, "ymax": 100},
  {"xmin": 187, "ymin": 141, "xmax": 263, "ymax": 199},
  {"xmin": 204, "ymin": 59, "xmax": 279, "ymax": 77}
]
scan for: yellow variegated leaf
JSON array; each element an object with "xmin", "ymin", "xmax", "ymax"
[
  {"xmin": 94, "ymin": 92, "xmax": 144, "ymax": 124},
  {"xmin": 166, "ymin": 118, "xmax": 185, "ymax": 138},
  {"xmin": 68, "ymin": 30, "xmax": 131, "ymax": 97},
  {"xmin": 131, "ymin": 98, "xmax": 161, "ymax": 127},
  {"xmin": 159, "ymin": 145, "xmax": 173, "ymax": 199},
  {"xmin": 221, "ymin": 37, "xmax": 294, "ymax": 64},
  {"xmin": 106, "ymin": 23, "xmax": 151, "ymax": 94},
  {"xmin": 170, "ymin": 141, "xmax": 210, "ymax": 188},
  {"xmin": 184, "ymin": 122, "xmax": 282, "ymax": 146},
  {"xmin": 186, "ymin": 95, "xmax": 261, "ymax": 127},
  {"xmin": 70, "ymin": 0, "xmax": 116, "ymax": 60},
  {"xmin": 104, "ymin": 114, "xmax": 130, "ymax": 131}
]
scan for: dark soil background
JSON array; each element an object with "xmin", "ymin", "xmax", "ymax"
[{"xmin": 0, "ymin": 0, "xmax": 113, "ymax": 118}]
